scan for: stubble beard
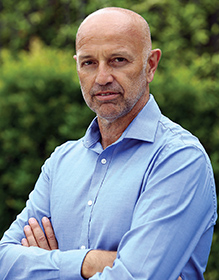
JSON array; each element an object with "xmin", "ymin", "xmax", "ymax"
[{"xmin": 80, "ymin": 72, "xmax": 148, "ymax": 123}]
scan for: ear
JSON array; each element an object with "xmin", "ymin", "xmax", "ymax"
[
  {"xmin": 146, "ymin": 49, "xmax": 161, "ymax": 83},
  {"xmin": 73, "ymin": 55, "xmax": 77, "ymax": 62}
]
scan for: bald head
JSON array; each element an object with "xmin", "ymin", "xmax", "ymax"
[{"xmin": 76, "ymin": 7, "xmax": 152, "ymax": 61}]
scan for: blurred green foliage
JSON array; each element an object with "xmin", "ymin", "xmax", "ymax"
[
  {"xmin": 0, "ymin": 40, "xmax": 95, "ymax": 235},
  {"xmin": 0, "ymin": 0, "xmax": 218, "ymax": 278}
]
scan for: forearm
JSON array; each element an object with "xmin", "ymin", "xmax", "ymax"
[
  {"xmin": 0, "ymin": 218, "xmax": 88, "ymax": 280},
  {"xmin": 82, "ymin": 250, "xmax": 182, "ymax": 280},
  {"xmin": 0, "ymin": 241, "xmax": 89, "ymax": 279},
  {"xmin": 82, "ymin": 250, "xmax": 117, "ymax": 279}
]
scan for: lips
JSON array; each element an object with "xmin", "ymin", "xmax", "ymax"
[
  {"xmin": 94, "ymin": 91, "xmax": 121, "ymax": 101},
  {"xmin": 95, "ymin": 91, "xmax": 119, "ymax": 96},
  {"xmin": 97, "ymin": 92, "xmax": 116, "ymax": 96}
]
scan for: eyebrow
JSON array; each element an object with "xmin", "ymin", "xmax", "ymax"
[
  {"xmin": 77, "ymin": 55, "xmax": 93, "ymax": 60},
  {"xmin": 78, "ymin": 52, "xmax": 134, "ymax": 61},
  {"xmin": 111, "ymin": 51, "xmax": 131, "ymax": 57}
]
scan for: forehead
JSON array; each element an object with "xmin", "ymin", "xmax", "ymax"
[
  {"xmin": 77, "ymin": 35, "xmax": 138, "ymax": 59},
  {"xmin": 76, "ymin": 12, "xmax": 145, "ymax": 55}
]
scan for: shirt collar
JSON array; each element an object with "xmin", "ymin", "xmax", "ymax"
[
  {"xmin": 83, "ymin": 94, "xmax": 161, "ymax": 148},
  {"xmin": 123, "ymin": 94, "xmax": 161, "ymax": 142}
]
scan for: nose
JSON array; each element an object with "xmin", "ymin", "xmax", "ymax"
[{"xmin": 95, "ymin": 63, "xmax": 114, "ymax": 85}]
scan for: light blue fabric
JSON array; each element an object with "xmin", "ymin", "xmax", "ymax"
[{"xmin": 0, "ymin": 95, "xmax": 217, "ymax": 279}]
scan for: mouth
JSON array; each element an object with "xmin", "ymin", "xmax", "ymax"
[
  {"xmin": 94, "ymin": 91, "xmax": 121, "ymax": 101},
  {"xmin": 98, "ymin": 92, "xmax": 116, "ymax": 96},
  {"xmin": 95, "ymin": 91, "xmax": 119, "ymax": 96}
]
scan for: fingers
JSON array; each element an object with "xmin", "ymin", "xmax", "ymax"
[
  {"xmin": 23, "ymin": 224, "xmax": 38, "ymax": 247},
  {"xmin": 21, "ymin": 237, "xmax": 29, "ymax": 247},
  {"xmin": 22, "ymin": 217, "xmax": 58, "ymax": 251},
  {"xmin": 24, "ymin": 218, "xmax": 50, "ymax": 250},
  {"xmin": 42, "ymin": 217, "xmax": 58, "ymax": 250}
]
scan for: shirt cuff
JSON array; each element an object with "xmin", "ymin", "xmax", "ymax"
[{"xmin": 59, "ymin": 249, "xmax": 91, "ymax": 280}]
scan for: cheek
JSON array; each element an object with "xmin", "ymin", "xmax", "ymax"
[
  {"xmin": 123, "ymin": 72, "xmax": 147, "ymax": 98},
  {"xmin": 122, "ymin": 66, "xmax": 145, "ymax": 83},
  {"xmin": 78, "ymin": 73, "xmax": 92, "ymax": 93},
  {"xmin": 120, "ymin": 73, "xmax": 142, "ymax": 90},
  {"xmin": 132, "ymin": 69, "xmax": 147, "ymax": 86},
  {"xmin": 114, "ymin": 72, "xmax": 133, "ymax": 88}
]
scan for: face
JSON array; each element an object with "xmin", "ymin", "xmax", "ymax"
[{"xmin": 75, "ymin": 13, "xmax": 150, "ymax": 124}]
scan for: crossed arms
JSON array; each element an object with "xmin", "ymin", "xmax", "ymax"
[
  {"xmin": 0, "ymin": 142, "xmax": 215, "ymax": 279},
  {"xmin": 22, "ymin": 217, "xmax": 182, "ymax": 279},
  {"xmin": 22, "ymin": 217, "xmax": 116, "ymax": 278}
]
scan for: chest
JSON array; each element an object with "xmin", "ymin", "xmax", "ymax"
[{"xmin": 49, "ymin": 141, "xmax": 153, "ymax": 250}]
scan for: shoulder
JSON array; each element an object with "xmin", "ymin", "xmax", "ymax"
[
  {"xmin": 157, "ymin": 114, "xmax": 207, "ymax": 156},
  {"xmin": 153, "ymin": 116, "xmax": 217, "ymax": 222},
  {"xmin": 153, "ymin": 114, "xmax": 216, "ymax": 196},
  {"xmin": 42, "ymin": 139, "xmax": 84, "ymax": 169},
  {"xmin": 52, "ymin": 140, "xmax": 82, "ymax": 155}
]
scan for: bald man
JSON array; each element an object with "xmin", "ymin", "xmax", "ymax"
[{"xmin": 0, "ymin": 7, "xmax": 216, "ymax": 280}]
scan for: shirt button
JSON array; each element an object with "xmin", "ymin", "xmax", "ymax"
[
  {"xmin": 80, "ymin": 245, "xmax": 86, "ymax": 250},
  {"xmin": 101, "ymin": 158, "xmax": 107, "ymax": 164},
  {"xmin": 88, "ymin": 200, "xmax": 93, "ymax": 206}
]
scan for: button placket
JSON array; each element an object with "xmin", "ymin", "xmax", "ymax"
[{"xmin": 78, "ymin": 149, "xmax": 113, "ymax": 250}]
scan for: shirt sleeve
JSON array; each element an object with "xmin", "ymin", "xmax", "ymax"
[
  {"xmin": 89, "ymin": 144, "xmax": 217, "ymax": 280},
  {"xmin": 0, "ymin": 154, "xmax": 89, "ymax": 280}
]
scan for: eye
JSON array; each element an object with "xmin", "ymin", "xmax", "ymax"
[
  {"xmin": 114, "ymin": 57, "xmax": 127, "ymax": 63},
  {"xmin": 110, "ymin": 57, "xmax": 128, "ymax": 67},
  {"xmin": 82, "ymin": 60, "xmax": 94, "ymax": 66}
]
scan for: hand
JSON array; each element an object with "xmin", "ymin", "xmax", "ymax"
[
  {"xmin": 21, "ymin": 217, "xmax": 58, "ymax": 250},
  {"xmin": 81, "ymin": 250, "xmax": 183, "ymax": 280},
  {"xmin": 81, "ymin": 250, "xmax": 117, "ymax": 278}
]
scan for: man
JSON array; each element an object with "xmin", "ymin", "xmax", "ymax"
[{"xmin": 0, "ymin": 7, "xmax": 217, "ymax": 280}]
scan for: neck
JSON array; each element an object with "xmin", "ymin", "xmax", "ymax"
[{"xmin": 98, "ymin": 118, "xmax": 129, "ymax": 150}]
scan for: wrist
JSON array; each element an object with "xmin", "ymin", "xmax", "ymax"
[
  {"xmin": 81, "ymin": 250, "xmax": 117, "ymax": 279},
  {"xmin": 81, "ymin": 250, "xmax": 96, "ymax": 279}
]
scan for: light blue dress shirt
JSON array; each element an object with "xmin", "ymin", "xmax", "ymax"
[{"xmin": 0, "ymin": 95, "xmax": 217, "ymax": 279}]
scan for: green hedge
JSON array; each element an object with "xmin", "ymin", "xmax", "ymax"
[
  {"xmin": 0, "ymin": 41, "xmax": 218, "ymax": 278},
  {"xmin": 0, "ymin": 40, "xmax": 95, "ymax": 235}
]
